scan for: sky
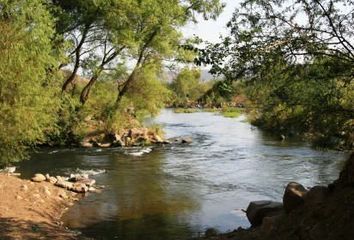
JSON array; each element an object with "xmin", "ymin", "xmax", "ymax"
[{"xmin": 182, "ymin": 0, "xmax": 241, "ymax": 43}]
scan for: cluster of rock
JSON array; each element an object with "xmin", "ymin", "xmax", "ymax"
[
  {"xmin": 31, "ymin": 173, "xmax": 99, "ymax": 193},
  {"xmin": 80, "ymin": 128, "xmax": 169, "ymax": 148},
  {"xmin": 245, "ymin": 181, "xmax": 325, "ymax": 232},
  {"xmin": 81, "ymin": 128, "xmax": 193, "ymax": 148}
]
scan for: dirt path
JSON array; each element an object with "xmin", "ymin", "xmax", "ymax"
[{"xmin": 0, "ymin": 174, "xmax": 83, "ymax": 240}]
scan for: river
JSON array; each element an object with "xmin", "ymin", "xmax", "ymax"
[{"xmin": 17, "ymin": 109, "xmax": 348, "ymax": 239}]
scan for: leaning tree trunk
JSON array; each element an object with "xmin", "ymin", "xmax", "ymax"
[
  {"xmin": 115, "ymin": 68, "xmax": 137, "ymax": 106},
  {"xmin": 80, "ymin": 74, "xmax": 99, "ymax": 104},
  {"xmin": 62, "ymin": 24, "xmax": 90, "ymax": 92}
]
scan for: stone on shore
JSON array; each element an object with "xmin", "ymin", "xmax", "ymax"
[
  {"xmin": 283, "ymin": 182, "xmax": 308, "ymax": 213},
  {"xmin": 31, "ymin": 173, "xmax": 46, "ymax": 182},
  {"xmin": 55, "ymin": 180, "xmax": 74, "ymax": 190},
  {"xmin": 77, "ymin": 178, "xmax": 96, "ymax": 187},
  {"xmin": 246, "ymin": 200, "xmax": 283, "ymax": 227},
  {"xmin": 304, "ymin": 186, "xmax": 328, "ymax": 205},
  {"xmin": 71, "ymin": 183, "xmax": 88, "ymax": 193}
]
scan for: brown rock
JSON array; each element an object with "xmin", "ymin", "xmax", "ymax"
[
  {"xmin": 97, "ymin": 142, "xmax": 111, "ymax": 148},
  {"xmin": 304, "ymin": 186, "xmax": 328, "ymax": 205},
  {"xmin": 31, "ymin": 173, "xmax": 46, "ymax": 182},
  {"xmin": 337, "ymin": 152, "xmax": 354, "ymax": 186},
  {"xmin": 48, "ymin": 176, "xmax": 58, "ymax": 184},
  {"xmin": 71, "ymin": 183, "xmax": 88, "ymax": 193},
  {"xmin": 261, "ymin": 215, "xmax": 282, "ymax": 234},
  {"xmin": 80, "ymin": 141, "xmax": 94, "ymax": 148},
  {"xmin": 246, "ymin": 201, "xmax": 283, "ymax": 227},
  {"xmin": 55, "ymin": 180, "xmax": 74, "ymax": 190},
  {"xmin": 283, "ymin": 182, "xmax": 308, "ymax": 213},
  {"xmin": 77, "ymin": 178, "xmax": 96, "ymax": 187}
]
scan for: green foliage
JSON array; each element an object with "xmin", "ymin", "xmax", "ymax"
[
  {"xmin": 122, "ymin": 62, "xmax": 172, "ymax": 120},
  {"xmin": 0, "ymin": 0, "xmax": 224, "ymax": 165},
  {"xmin": 0, "ymin": 0, "xmax": 60, "ymax": 165},
  {"xmin": 196, "ymin": 0, "xmax": 354, "ymax": 149},
  {"xmin": 245, "ymin": 57, "xmax": 354, "ymax": 149},
  {"xmin": 170, "ymin": 67, "xmax": 212, "ymax": 106}
]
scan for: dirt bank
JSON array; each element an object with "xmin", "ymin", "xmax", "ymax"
[
  {"xmin": 200, "ymin": 152, "xmax": 354, "ymax": 240},
  {"xmin": 0, "ymin": 174, "xmax": 84, "ymax": 240}
]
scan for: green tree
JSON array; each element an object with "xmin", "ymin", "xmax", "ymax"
[
  {"xmin": 0, "ymin": 0, "xmax": 59, "ymax": 165},
  {"xmin": 171, "ymin": 68, "xmax": 203, "ymax": 105},
  {"xmin": 197, "ymin": 0, "xmax": 354, "ymax": 149}
]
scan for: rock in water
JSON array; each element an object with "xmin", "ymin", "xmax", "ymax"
[
  {"xmin": 283, "ymin": 182, "xmax": 308, "ymax": 213},
  {"xmin": 71, "ymin": 183, "xmax": 88, "ymax": 193},
  {"xmin": 31, "ymin": 173, "xmax": 46, "ymax": 182},
  {"xmin": 55, "ymin": 180, "xmax": 74, "ymax": 189},
  {"xmin": 77, "ymin": 178, "xmax": 96, "ymax": 187},
  {"xmin": 246, "ymin": 200, "xmax": 284, "ymax": 227},
  {"xmin": 168, "ymin": 136, "xmax": 193, "ymax": 144},
  {"xmin": 3, "ymin": 166, "xmax": 16, "ymax": 173}
]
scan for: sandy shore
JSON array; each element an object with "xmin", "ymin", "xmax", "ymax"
[{"xmin": 0, "ymin": 173, "xmax": 84, "ymax": 240}]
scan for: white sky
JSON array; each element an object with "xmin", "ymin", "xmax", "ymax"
[{"xmin": 182, "ymin": 0, "xmax": 241, "ymax": 43}]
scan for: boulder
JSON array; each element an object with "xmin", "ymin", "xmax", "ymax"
[
  {"xmin": 283, "ymin": 182, "xmax": 308, "ymax": 213},
  {"xmin": 48, "ymin": 176, "xmax": 58, "ymax": 184},
  {"xmin": 181, "ymin": 137, "xmax": 193, "ymax": 144},
  {"xmin": 97, "ymin": 142, "xmax": 112, "ymax": 148},
  {"xmin": 304, "ymin": 186, "xmax": 328, "ymax": 205},
  {"xmin": 246, "ymin": 200, "xmax": 283, "ymax": 227},
  {"xmin": 55, "ymin": 180, "xmax": 74, "ymax": 189},
  {"xmin": 88, "ymin": 187, "xmax": 101, "ymax": 193},
  {"xmin": 45, "ymin": 173, "xmax": 50, "ymax": 180},
  {"xmin": 260, "ymin": 215, "xmax": 282, "ymax": 234},
  {"xmin": 336, "ymin": 152, "xmax": 354, "ymax": 186},
  {"xmin": 71, "ymin": 183, "xmax": 88, "ymax": 193},
  {"xmin": 80, "ymin": 141, "xmax": 94, "ymax": 148},
  {"xmin": 77, "ymin": 178, "xmax": 96, "ymax": 187},
  {"xmin": 31, "ymin": 173, "xmax": 46, "ymax": 182},
  {"xmin": 69, "ymin": 174, "xmax": 89, "ymax": 182},
  {"xmin": 3, "ymin": 166, "xmax": 16, "ymax": 173},
  {"xmin": 168, "ymin": 136, "xmax": 193, "ymax": 144}
]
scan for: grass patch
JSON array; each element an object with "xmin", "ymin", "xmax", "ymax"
[
  {"xmin": 202, "ymin": 108, "xmax": 220, "ymax": 112},
  {"xmin": 173, "ymin": 108, "xmax": 200, "ymax": 113},
  {"xmin": 220, "ymin": 107, "xmax": 242, "ymax": 118}
]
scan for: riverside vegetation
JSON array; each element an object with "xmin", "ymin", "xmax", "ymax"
[
  {"xmin": 0, "ymin": 0, "xmax": 224, "ymax": 167},
  {"xmin": 1, "ymin": 0, "xmax": 352, "ymax": 168},
  {"xmin": 0, "ymin": 0, "xmax": 353, "ymax": 239}
]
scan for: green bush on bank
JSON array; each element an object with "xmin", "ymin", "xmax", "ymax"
[{"xmin": 0, "ymin": 0, "xmax": 60, "ymax": 166}]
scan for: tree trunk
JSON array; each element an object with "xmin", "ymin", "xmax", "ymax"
[
  {"xmin": 80, "ymin": 74, "xmax": 99, "ymax": 104},
  {"xmin": 115, "ymin": 68, "xmax": 137, "ymax": 106},
  {"xmin": 62, "ymin": 24, "xmax": 90, "ymax": 92}
]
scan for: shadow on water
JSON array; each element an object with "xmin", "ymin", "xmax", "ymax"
[{"xmin": 16, "ymin": 109, "xmax": 349, "ymax": 240}]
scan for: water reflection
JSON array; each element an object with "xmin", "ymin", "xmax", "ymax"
[{"xmin": 61, "ymin": 149, "xmax": 200, "ymax": 239}]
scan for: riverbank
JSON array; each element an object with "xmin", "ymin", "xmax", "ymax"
[
  {"xmin": 0, "ymin": 173, "xmax": 86, "ymax": 239},
  {"xmin": 199, "ymin": 152, "xmax": 354, "ymax": 240}
]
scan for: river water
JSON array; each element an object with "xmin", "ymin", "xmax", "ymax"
[{"xmin": 18, "ymin": 109, "xmax": 348, "ymax": 240}]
